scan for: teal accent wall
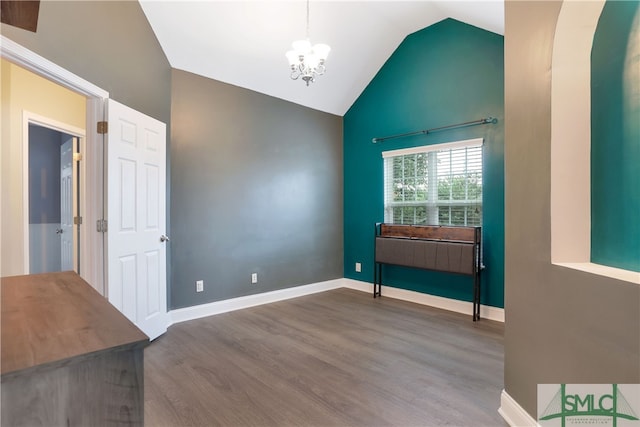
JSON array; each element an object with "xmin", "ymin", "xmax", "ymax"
[
  {"xmin": 343, "ymin": 19, "xmax": 505, "ymax": 308},
  {"xmin": 591, "ymin": 0, "xmax": 640, "ymax": 272}
]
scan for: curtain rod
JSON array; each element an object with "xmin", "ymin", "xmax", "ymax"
[{"xmin": 372, "ymin": 117, "xmax": 498, "ymax": 144}]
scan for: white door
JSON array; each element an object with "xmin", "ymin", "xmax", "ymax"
[
  {"xmin": 107, "ymin": 99, "xmax": 168, "ymax": 340},
  {"xmin": 60, "ymin": 139, "xmax": 74, "ymax": 271}
]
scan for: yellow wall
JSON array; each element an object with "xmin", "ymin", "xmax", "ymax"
[{"xmin": 0, "ymin": 59, "xmax": 86, "ymax": 277}]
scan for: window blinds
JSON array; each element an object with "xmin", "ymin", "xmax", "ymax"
[{"xmin": 383, "ymin": 138, "xmax": 483, "ymax": 226}]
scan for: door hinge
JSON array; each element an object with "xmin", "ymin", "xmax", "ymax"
[
  {"xmin": 97, "ymin": 121, "xmax": 108, "ymax": 134},
  {"xmin": 74, "ymin": 216, "xmax": 83, "ymax": 225},
  {"xmin": 97, "ymin": 219, "xmax": 108, "ymax": 233},
  {"xmin": 73, "ymin": 152, "xmax": 83, "ymax": 162}
]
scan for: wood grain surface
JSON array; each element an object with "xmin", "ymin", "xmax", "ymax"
[
  {"xmin": 145, "ymin": 288, "xmax": 505, "ymax": 426},
  {"xmin": 1, "ymin": 271, "xmax": 148, "ymax": 376},
  {"xmin": 2, "ymin": 349, "xmax": 144, "ymax": 426},
  {"xmin": 0, "ymin": 1, "xmax": 40, "ymax": 32},
  {"xmin": 380, "ymin": 224, "xmax": 479, "ymax": 243},
  {"xmin": 1, "ymin": 272, "xmax": 148, "ymax": 426}
]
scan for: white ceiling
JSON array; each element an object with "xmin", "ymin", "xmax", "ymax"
[{"xmin": 140, "ymin": 1, "xmax": 504, "ymax": 116}]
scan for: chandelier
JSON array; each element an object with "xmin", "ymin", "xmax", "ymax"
[{"xmin": 286, "ymin": 0, "xmax": 330, "ymax": 86}]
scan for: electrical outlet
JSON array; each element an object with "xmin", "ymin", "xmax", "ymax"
[
  {"xmin": 355, "ymin": 262, "xmax": 362, "ymax": 273},
  {"xmin": 196, "ymin": 280, "xmax": 204, "ymax": 292},
  {"xmin": 251, "ymin": 273, "xmax": 258, "ymax": 284}
]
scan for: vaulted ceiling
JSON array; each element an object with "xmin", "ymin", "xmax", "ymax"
[{"xmin": 140, "ymin": 1, "xmax": 504, "ymax": 116}]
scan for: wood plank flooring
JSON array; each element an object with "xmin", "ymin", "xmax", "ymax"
[{"xmin": 144, "ymin": 288, "xmax": 505, "ymax": 427}]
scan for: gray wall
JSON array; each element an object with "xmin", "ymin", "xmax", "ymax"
[
  {"xmin": 3, "ymin": 2, "xmax": 343, "ymax": 311},
  {"xmin": 504, "ymin": 0, "xmax": 640, "ymax": 417},
  {"xmin": 28, "ymin": 125, "xmax": 67, "ymax": 274},
  {"xmin": 170, "ymin": 69, "xmax": 343, "ymax": 309},
  {"xmin": 28, "ymin": 124, "xmax": 63, "ymax": 224}
]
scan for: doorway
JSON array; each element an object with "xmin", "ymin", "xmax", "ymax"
[
  {"xmin": 3, "ymin": 37, "xmax": 169, "ymax": 339},
  {"xmin": 2, "ymin": 40, "xmax": 106, "ymax": 292},
  {"xmin": 27, "ymin": 123, "xmax": 81, "ymax": 274}
]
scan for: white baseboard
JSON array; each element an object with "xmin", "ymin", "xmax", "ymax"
[
  {"xmin": 498, "ymin": 389, "xmax": 540, "ymax": 427},
  {"xmin": 170, "ymin": 278, "xmax": 344, "ymax": 325},
  {"xmin": 342, "ymin": 278, "xmax": 505, "ymax": 322},
  {"xmin": 170, "ymin": 277, "xmax": 505, "ymax": 325}
]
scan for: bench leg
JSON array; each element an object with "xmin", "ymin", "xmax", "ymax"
[
  {"xmin": 373, "ymin": 263, "xmax": 382, "ymax": 298},
  {"xmin": 473, "ymin": 272, "xmax": 481, "ymax": 321}
]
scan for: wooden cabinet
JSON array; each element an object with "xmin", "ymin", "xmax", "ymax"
[{"xmin": 1, "ymin": 272, "xmax": 149, "ymax": 426}]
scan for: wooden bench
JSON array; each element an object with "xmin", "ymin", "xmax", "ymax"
[{"xmin": 374, "ymin": 223, "xmax": 483, "ymax": 320}]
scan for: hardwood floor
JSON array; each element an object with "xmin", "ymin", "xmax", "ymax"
[{"xmin": 144, "ymin": 288, "xmax": 505, "ymax": 427}]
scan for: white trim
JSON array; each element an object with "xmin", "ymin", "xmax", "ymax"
[
  {"xmin": 170, "ymin": 279, "xmax": 344, "ymax": 325},
  {"xmin": 22, "ymin": 112, "xmax": 86, "ymax": 274},
  {"xmin": 342, "ymin": 278, "xmax": 505, "ymax": 322},
  {"xmin": 381, "ymin": 137, "xmax": 483, "ymax": 158},
  {"xmin": 556, "ymin": 262, "xmax": 640, "ymax": 285},
  {"xmin": 2, "ymin": 37, "xmax": 108, "ymax": 294},
  {"xmin": 549, "ymin": 2, "xmax": 600, "ymax": 263},
  {"xmin": 22, "ymin": 112, "xmax": 86, "ymax": 137},
  {"xmin": 169, "ymin": 277, "xmax": 505, "ymax": 325},
  {"xmin": 1, "ymin": 35, "xmax": 108, "ymax": 99},
  {"xmin": 498, "ymin": 390, "xmax": 540, "ymax": 427},
  {"xmin": 81, "ymin": 99, "xmax": 105, "ymax": 295}
]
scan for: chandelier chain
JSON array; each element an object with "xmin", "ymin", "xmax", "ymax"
[{"xmin": 306, "ymin": 0, "xmax": 310, "ymax": 39}]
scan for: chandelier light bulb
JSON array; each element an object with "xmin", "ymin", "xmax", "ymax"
[
  {"xmin": 286, "ymin": 50, "xmax": 299, "ymax": 67},
  {"xmin": 313, "ymin": 43, "xmax": 330, "ymax": 61},
  {"xmin": 292, "ymin": 39, "xmax": 312, "ymax": 54},
  {"xmin": 306, "ymin": 53, "xmax": 320, "ymax": 69}
]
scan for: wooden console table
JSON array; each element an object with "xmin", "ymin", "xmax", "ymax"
[{"xmin": 1, "ymin": 271, "xmax": 149, "ymax": 426}]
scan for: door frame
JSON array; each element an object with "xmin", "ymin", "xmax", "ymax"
[
  {"xmin": 2, "ymin": 35, "xmax": 108, "ymax": 294},
  {"xmin": 22, "ymin": 113, "xmax": 85, "ymax": 274}
]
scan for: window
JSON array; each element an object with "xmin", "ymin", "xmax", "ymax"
[{"xmin": 383, "ymin": 138, "xmax": 483, "ymax": 226}]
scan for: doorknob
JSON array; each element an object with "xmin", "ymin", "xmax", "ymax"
[
  {"xmin": 56, "ymin": 228, "xmax": 63, "ymax": 234},
  {"xmin": 160, "ymin": 235, "xmax": 170, "ymax": 242}
]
